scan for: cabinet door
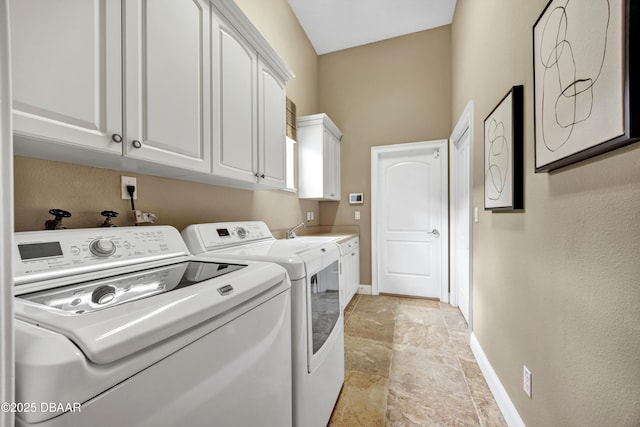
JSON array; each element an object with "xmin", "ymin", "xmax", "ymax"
[
  {"xmin": 123, "ymin": 0, "xmax": 211, "ymax": 173},
  {"xmin": 351, "ymin": 247, "xmax": 360, "ymax": 302},
  {"xmin": 334, "ymin": 134, "xmax": 341, "ymax": 200},
  {"xmin": 340, "ymin": 253, "xmax": 349, "ymax": 310},
  {"xmin": 258, "ymin": 58, "xmax": 286, "ymax": 188},
  {"xmin": 323, "ymin": 132, "xmax": 341, "ymax": 200},
  {"xmin": 211, "ymin": 11, "xmax": 258, "ymax": 183},
  {"xmin": 11, "ymin": 0, "xmax": 122, "ymax": 154}
]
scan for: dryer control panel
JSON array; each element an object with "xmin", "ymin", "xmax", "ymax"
[
  {"xmin": 14, "ymin": 226, "xmax": 190, "ymax": 287},
  {"xmin": 181, "ymin": 221, "xmax": 274, "ymax": 253}
]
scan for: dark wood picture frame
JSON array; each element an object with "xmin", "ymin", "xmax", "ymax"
[
  {"xmin": 533, "ymin": 0, "xmax": 639, "ymax": 172},
  {"xmin": 484, "ymin": 85, "xmax": 524, "ymax": 211}
]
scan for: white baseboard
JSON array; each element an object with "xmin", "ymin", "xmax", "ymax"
[
  {"xmin": 470, "ymin": 333, "xmax": 526, "ymax": 427},
  {"xmin": 356, "ymin": 284, "xmax": 371, "ymax": 295}
]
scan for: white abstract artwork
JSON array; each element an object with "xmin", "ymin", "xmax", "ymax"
[
  {"xmin": 484, "ymin": 86, "xmax": 523, "ymax": 211},
  {"xmin": 534, "ymin": 0, "xmax": 626, "ymax": 171}
]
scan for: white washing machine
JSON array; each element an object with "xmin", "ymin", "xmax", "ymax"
[
  {"xmin": 13, "ymin": 226, "xmax": 292, "ymax": 427},
  {"xmin": 181, "ymin": 222, "xmax": 344, "ymax": 427}
]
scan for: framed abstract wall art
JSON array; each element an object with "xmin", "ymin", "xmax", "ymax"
[
  {"xmin": 484, "ymin": 85, "xmax": 524, "ymax": 211},
  {"xmin": 533, "ymin": 0, "xmax": 639, "ymax": 172}
]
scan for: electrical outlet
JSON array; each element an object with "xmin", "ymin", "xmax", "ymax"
[
  {"xmin": 523, "ymin": 365, "xmax": 532, "ymax": 398},
  {"xmin": 355, "ymin": 211, "xmax": 361, "ymax": 220},
  {"xmin": 121, "ymin": 176, "xmax": 137, "ymax": 200}
]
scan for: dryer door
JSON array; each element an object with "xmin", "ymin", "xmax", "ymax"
[{"xmin": 306, "ymin": 258, "xmax": 341, "ymax": 373}]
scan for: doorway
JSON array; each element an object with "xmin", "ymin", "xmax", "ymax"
[
  {"xmin": 371, "ymin": 140, "xmax": 449, "ymax": 300},
  {"xmin": 450, "ymin": 101, "xmax": 474, "ymax": 326}
]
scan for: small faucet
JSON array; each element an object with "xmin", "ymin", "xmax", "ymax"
[{"xmin": 286, "ymin": 222, "xmax": 305, "ymax": 239}]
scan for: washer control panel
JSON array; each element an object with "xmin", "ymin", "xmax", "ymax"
[
  {"xmin": 14, "ymin": 226, "xmax": 189, "ymax": 287},
  {"xmin": 181, "ymin": 221, "xmax": 273, "ymax": 253}
]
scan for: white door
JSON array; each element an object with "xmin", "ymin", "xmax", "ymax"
[
  {"xmin": 450, "ymin": 102, "xmax": 473, "ymax": 325},
  {"xmin": 451, "ymin": 129, "xmax": 471, "ymax": 322},
  {"xmin": 124, "ymin": 0, "xmax": 211, "ymax": 172},
  {"xmin": 372, "ymin": 140, "xmax": 448, "ymax": 299}
]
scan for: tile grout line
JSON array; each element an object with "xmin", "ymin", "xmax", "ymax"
[
  {"xmin": 445, "ymin": 314, "xmax": 485, "ymax": 427},
  {"xmin": 382, "ymin": 299, "xmax": 401, "ymax": 426}
]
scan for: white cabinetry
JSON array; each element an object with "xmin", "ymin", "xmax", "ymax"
[
  {"xmin": 210, "ymin": 10, "xmax": 287, "ymax": 189},
  {"xmin": 258, "ymin": 60, "xmax": 287, "ymax": 188},
  {"xmin": 10, "ymin": 0, "xmax": 292, "ymax": 189},
  {"xmin": 11, "ymin": 0, "xmax": 211, "ymax": 174},
  {"xmin": 340, "ymin": 236, "xmax": 360, "ymax": 309},
  {"xmin": 123, "ymin": 0, "xmax": 211, "ymax": 173},
  {"xmin": 298, "ymin": 114, "xmax": 342, "ymax": 201}
]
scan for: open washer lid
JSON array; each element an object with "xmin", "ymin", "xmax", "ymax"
[
  {"xmin": 15, "ymin": 259, "xmax": 288, "ymax": 365},
  {"xmin": 13, "ymin": 226, "xmax": 290, "ymax": 365}
]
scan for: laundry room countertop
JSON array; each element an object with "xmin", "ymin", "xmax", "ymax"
[{"xmin": 272, "ymin": 225, "xmax": 359, "ymax": 242}]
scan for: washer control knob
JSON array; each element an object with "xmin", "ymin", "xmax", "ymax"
[
  {"xmin": 236, "ymin": 227, "xmax": 247, "ymax": 239},
  {"xmin": 90, "ymin": 239, "xmax": 116, "ymax": 257},
  {"xmin": 92, "ymin": 286, "xmax": 116, "ymax": 305}
]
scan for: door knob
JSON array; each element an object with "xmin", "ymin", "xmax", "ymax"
[{"xmin": 427, "ymin": 229, "xmax": 440, "ymax": 237}]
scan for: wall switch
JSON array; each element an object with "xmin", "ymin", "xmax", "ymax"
[
  {"xmin": 355, "ymin": 211, "xmax": 360, "ymax": 220},
  {"xmin": 474, "ymin": 207, "xmax": 479, "ymax": 223},
  {"xmin": 121, "ymin": 176, "xmax": 137, "ymax": 200},
  {"xmin": 523, "ymin": 365, "xmax": 532, "ymax": 398}
]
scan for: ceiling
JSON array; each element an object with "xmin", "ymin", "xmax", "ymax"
[{"xmin": 288, "ymin": 0, "xmax": 457, "ymax": 55}]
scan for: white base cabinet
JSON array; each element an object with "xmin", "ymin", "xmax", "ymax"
[
  {"xmin": 340, "ymin": 237, "xmax": 360, "ymax": 309},
  {"xmin": 297, "ymin": 114, "xmax": 342, "ymax": 201},
  {"xmin": 10, "ymin": 0, "xmax": 292, "ymax": 190}
]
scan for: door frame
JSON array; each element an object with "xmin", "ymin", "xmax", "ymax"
[
  {"xmin": 371, "ymin": 140, "xmax": 449, "ymax": 301},
  {"xmin": 0, "ymin": 0, "xmax": 14, "ymax": 425},
  {"xmin": 449, "ymin": 101, "xmax": 474, "ymax": 329}
]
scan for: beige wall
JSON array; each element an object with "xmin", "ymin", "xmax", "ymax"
[
  {"xmin": 318, "ymin": 27, "xmax": 452, "ymax": 285},
  {"xmin": 452, "ymin": 0, "xmax": 640, "ymax": 425},
  {"xmin": 14, "ymin": 0, "xmax": 320, "ymax": 233}
]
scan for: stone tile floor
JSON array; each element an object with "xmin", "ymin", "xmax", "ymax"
[{"xmin": 329, "ymin": 294, "xmax": 507, "ymax": 427}]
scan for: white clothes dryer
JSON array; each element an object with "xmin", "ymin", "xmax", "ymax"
[
  {"xmin": 13, "ymin": 226, "xmax": 292, "ymax": 427},
  {"xmin": 181, "ymin": 222, "xmax": 344, "ymax": 427}
]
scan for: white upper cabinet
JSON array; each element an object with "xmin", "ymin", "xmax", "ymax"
[
  {"xmin": 298, "ymin": 114, "xmax": 343, "ymax": 201},
  {"xmin": 123, "ymin": 0, "xmax": 211, "ymax": 173},
  {"xmin": 11, "ymin": 0, "xmax": 211, "ymax": 174},
  {"xmin": 211, "ymin": 13, "xmax": 258, "ymax": 184},
  {"xmin": 258, "ymin": 58, "xmax": 287, "ymax": 188},
  {"xmin": 10, "ymin": 0, "xmax": 292, "ymax": 189},
  {"xmin": 10, "ymin": 0, "xmax": 122, "ymax": 155},
  {"xmin": 211, "ymin": 5, "xmax": 288, "ymax": 189}
]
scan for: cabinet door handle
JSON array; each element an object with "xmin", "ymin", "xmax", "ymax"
[
  {"xmin": 254, "ymin": 172, "xmax": 260, "ymax": 178},
  {"xmin": 132, "ymin": 140, "xmax": 142, "ymax": 149},
  {"xmin": 260, "ymin": 174, "xmax": 265, "ymax": 179},
  {"xmin": 111, "ymin": 134, "xmax": 123, "ymax": 143}
]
